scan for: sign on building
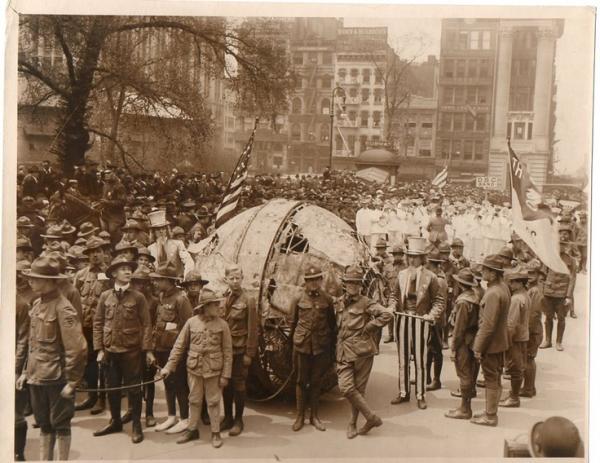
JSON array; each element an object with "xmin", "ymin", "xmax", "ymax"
[{"xmin": 476, "ymin": 176, "xmax": 500, "ymax": 190}]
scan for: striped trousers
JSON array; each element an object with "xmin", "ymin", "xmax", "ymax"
[{"xmin": 395, "ymin": 313, "xmax": 431, "ymax": 400}]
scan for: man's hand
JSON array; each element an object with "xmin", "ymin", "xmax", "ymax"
[
  {"xmin": 15, "ymin": 374, "xmax": 27, "ymax": 391},
  {"xmin": 422, "ymin": 313, "xmax": 435, "ymax": 324},
  {"xmin": 474, "ymin": 351, "xmax": 482, "ymax": 362},
  {"xmin": 564, "ymin": 298, "xmax": 572, "ymax": 306},
  {"xmin": 60, "ymin": 383, "xmax": 75, "ymax": 399},
  {"xmin": 146, "ymin": 351, "xmax": 156, "ymax": 367},
  {"xmin": 243, "ymin": 355, "xmax": 252, "ymax": 367},
  {"xmin": 159, "ymin": 368, "xmax": 170, "ymax": 379},
  {"xmin": 219, "ymin": 377, "xmax": 229, "ymax": 389},
  {"xmin": 97, "ymin": 350, "xmax": 106, "ymax": 365}
]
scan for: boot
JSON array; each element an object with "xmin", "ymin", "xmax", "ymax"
[
  {"xmin": 94, "ymin": 419, "xmax": 123, "ymax": 436},
  {"xmin": 357, "ymin": 415, "xmax": 383, "ymax": 435},
  {"xmin": 556, "ymin": 320, "xmax": 566, "ymax": 351},
  {"xmin": 177, "ymin": 429, "xmax": 199, "ymax": 444},
  {"xmin": 498, "ymin": 379, "xmax": 521, "ymax": 408},
  {"xmin": 347, "ymin": 422, "xmax": 358, "ymax": 439},
  {"xmin": 445, "ymin": 389, "xmax": 472, "ymax": 419},
  {"xmin": 90, "ymin": 393, "xmax": 106, "ymax": 415},
  {"xmin": 520, "ymin": 360, "xmax": 536, "ymax": 397},
  {"xmin": 39, "ymin": 432, "xmax": 55, "ymax": 461},
  {"xmin": 309, "ymin": 391, "xmax": 326, "ymax": 431},
  {"xmin": 292, "ymin": 386, "xmax": 305, "ymax": 431},
  {"xmin": 211, "ymin": 432, "xmax": 223, "ymax": 448},
  {"xmin": 471, "ymin": 388, "xmax": 499, "ymax": 427},
  {"xmin": 540, "ymin": 320, "xmax": 553, "ymax": 349},
  {"xmin": 390, "ymin": 393, "xmax": 410, "ymax": 404},
  {"xmin": 219, "ymin": 415, "xmax": 235, "ymax": 432},
  {"xmin": 75, "ymin": 392, "xmax": 98, "ymax": 411},
  {"xmin": 427, "ymin": 356, "xmax": 442, "ymax": 391},
  {"xmin": 131, "ymin": 420, "xmax": 144, "ymax": 444},
  {"xmin": 56, "ymin": 434, "xmax": 71, "ymax": 460},
  {"xmin": 14, "ymin": 425, "xmax": 27, "ymax": 461},
  {"xmin": 229, "ymin": 390, "xmax": 245, "ymax": 436}
]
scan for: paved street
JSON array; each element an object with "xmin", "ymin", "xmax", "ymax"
[{"xmin": 23, "ymin": 275, "xmax": 588, "ymax": 460}]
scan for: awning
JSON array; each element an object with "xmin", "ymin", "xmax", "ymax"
[{"xmin": 355, "ymin": 167, "xmax": 389, "ymax": 183}]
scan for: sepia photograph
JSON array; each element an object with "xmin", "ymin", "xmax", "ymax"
[{"xmin": 1, "ymin": 1, "xmax": 594, "ymax": 461}]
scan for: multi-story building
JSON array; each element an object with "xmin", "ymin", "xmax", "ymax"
[{"xmin": 436, "ymin": 18, "xmax": 563, "ymax": 187}]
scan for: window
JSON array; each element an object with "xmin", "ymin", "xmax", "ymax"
[
  {"xmin": 361, "ymin": 88, "xmax": 370, "ymax": 103},
  {"xmin": 456, "ymin": 60, "xmax": 466, "ymax": 78},
  {"xmin": 322, "ymin": 53, "xmax": 332, "ymax": 65},
  {"xmin": 350, "ymin": 68, "xmax": 359, "ymax": 81},
  {"xmin": 419, "ymin": 149, "xmax": 432, "ymax": 157},
  {"xmin": 454, "ymin": 87, "xmax": 465, "ymax": 104},
  {"xmin": 291, "ymin": 123, "xmax": 301, "ymax": 141},
  {"xmin": 465, "ymin": 113, "xmax": 475, "ymax": 131},
  {"xmin": 446, "ymin": 31, "xmax": 457, "ymax": 48},
  {"xmin": 321, "ymin": 76, "xmax": 332, "ymax": 88},
  {"xmin": 320, "ymin": 123, "xmax": 329, "ymax": 142},
  {"xmin": 372, "ymin": 111, "xmax": 381, "ymax": 128},
  {"xmin": 510, "ymin": 87, "xmax": 534, "ymax": 111},
  {"xmin": 527, "ymin": 122, "xmax": 533, "ymax": 140},
  {"xmin": 458, "ymin": 31, "xmax": 469, "ymax": 49},
  {"xmin": 478, "ymin": 87, "xmax": 489, "ymax": 104},
  {"xmin": 468, "ymin": 60, "xmax": 478, "ymax": 77},
  {"xmin": 321, "ymin": 98, "xmax": 330, "ymax": 115},
  {"xmin": 347, "ymin": 135, "xmax": 356, "ymax": 155},
  {"xmin": 308, "ymin": 52, "xmax": 318, "ymax": 64},
  {"xmin": 441, "ymin": 139, "xmax": 451, "ymax": 158},
  {"xmin": 292, "ymin": 97, "xmax": 302, "ymax": 114},
  {"xmin": 422, "ymin": 122, "xmax": 433, "ymax": 128},
  {"xmin": 479, "ymin": 60, "xmax": 490, "ymax": 78},
  {"xmin": 466, "ymin": 87, "xmax": 477, "ymax": 104},
  {"xmin": 453, "ymin": 113, "xmax": 464, "ymax": 131},
  {"xmin": 507, "ymin": 122, "xmax": 512, "ymax": 138},
  {"xmin": 293, "ymin": 53, "xmax": 303, "ymax": 65},
  {"xmin": 338, "ymin": 68, "xmax": 347, "ymax": 80},
  {"xmin": 441, "ymin": 113, "xmax": 452, "ymax": 131},
  {"xmin": 374, "ymin": 89, "xmax": 383, "ymax": 104},
  {"xmin": 371, "ymin": 135, "xmax": 381, "ymax": 142},
  {"xmin": 451, "ymin": 139, "xmax": 463, "ymax": 158},
  {"xmin": 482, "ymin": 31, "xmax": 491, "ymax": 49},
  {"xmin": 443, "ymin": 87, "xmax": 454, "ymax": 105},
  {"xmin": 375, "ymin": 70, "xmax": 383, "ymax": 84},
  {"xmin": 514, "ymin": 121, "xmax": 526, "ymax": 140},
  {"xmin": 475, "ymin": 114, "xmax": 487, "ymax": 131},
  {"xmin": 359, "ymin": 135, "xmax": 368, "ymax": 152},
  {"xmin": 348, "ymin": 110, "xmax": 357, "ymax": 122},
  {"xmin": 469, "ymin": 31, "xmax": 479, "ymax": 50},
  {"xmin": 474, "ymin": 140, "xmax": 484, "ymax": 160},
  {"xmin": 335, "ymin": 134, "xmax": 343, "ymax": 150},
  {"xmin": 362, "ymin": 69, "xmax": 371, "ymax": 84},
  {"xmin": 360, "ymin": 111, "xmax": 369, "ymax": 127},
  {"xmin": 463, "ymin": 140, "xmax": 473, "ymax": 160},
  {"xmin": 226, "ymin": 117, "xmax": 235, "ymax": 128},
  {"xmin": 444, "ymin": 59, "xmax": 455, "ymax": 78}
]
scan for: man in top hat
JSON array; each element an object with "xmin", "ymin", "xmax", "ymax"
[
  {"xmin": 73, "ymin": 236, "xmax": 110, "ymax": 414},
  {"xmin": 219, "ymin": 264, "xmax": 259, "ymax": 437},
  {"xmin": 445, "ymin": 268, "xmax": 480, "ymax": 420},
  {"xmin": 93, "ymin": 255, "xmax": 154, "ymax": 444},
  {"xmin": 336, "ymin": 265, "xmax": 392, "ymax": 439},
  {"xmin": 18, "ymin": 256, "xmax": 87, "ymax": 461},
  {"xmin": 382, "ymin": 245, "xmax": 406, "ymax": 343},
  {"xmin": 498, "ymin": 267, "xmax": 531, "ymax": 408},
  {"xmin": 15, "ymin": 261, "xmax": 31, "ymax": 461},
  {"xmin": 471, "ymin": 254, "xmax": 510, "ymax": 426},
  {"xmin": 149, "ymin": 261, "xmax": 193, "ymax": 434},
  {"xmin": 161, "ymin": 289, "xmax": 232, "ymax": 448},
  {"xmin": 289, "ymin": 265, "xmax": 337, "ymax": 431},
  {"xmin": 521, "ymin": 260, "xmax": 546, "ymax": 398},
  {"xmin": 540, "ymin": 230, "xmax": 577, "ymax": 351},
  {"xmin": 389, "ymin": 237, "xmax": 444, "ymax": 410},
  {"xmin": 147, "ymin": 210, "xmax": 194, "ymax": 278}
]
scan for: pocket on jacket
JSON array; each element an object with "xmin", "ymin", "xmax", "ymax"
[
  {"xmin": 352, "ymin": 336, "xmax": 375, "ymax": 358},
  {"xmin": 36, "ymin": 313, "xmax": 57, "ymax": 343},
  {"xmin": 229, "ymin": 303, "xmax": 247, "ymax": 320},
  {"xmin": 34, "ymin": 351, "xmax": 62, "ymax": 380},
  {"xmin": 187, "ymin": 351, "xmax": 199, "ymax": 370},
  {"xmin": 208, "ymin": 352, "xmax": 223, "ymax": 371},
  {"xmin": 123, "ymin": 302, "xmax": 137, "ymax": 320}
]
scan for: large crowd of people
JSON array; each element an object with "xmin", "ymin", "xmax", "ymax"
[{"xmin": 14, "ymin": 161, "xmax": 587, "ymax": 460}]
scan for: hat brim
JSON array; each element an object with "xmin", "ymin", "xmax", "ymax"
[
  {"xmin": 149, "ymin": 272, "xmax": 180, "ymax": 280},
  {"xmin": 40, "ymin": 234, "xmax": 62, "ymax": 239},
  {"xmin": 77, "ymin": 230, "xmax": 97, "ymax": 238},
  {"xmin": 427, "ymin": 257, "xmax": 446, "ymax": 263},
  {"xmin": 304, "ymin": 273, "xmax": 324, "ymax": 280},
  {"xmin": 481, "ymin": 263, "xmax": 504, "ymax": 272},
  {"xmin": 342, "ymin": 277, "xmax": 363, "ymax": 283},
  {"xmin": 452, "ymin": 274, "xmax": 478, "ymax": 287},
  {"xmin": 194, "ymin": 298, "xmax": 225, "ymax": 310},
  {"xmin": 21, "ymin": 269, "xmax": 69, "ymax": 279},
  {"xmin": 182, "ymin": 279, "xmax": 209, "ymax": 286},
  {"xmin": 61, "ymin": 227, "xmax": 77, "ymax": 235},
  {"xmin": 149, "ymin": 222, "xmax": 171, "ymax": 228},
  {"xmin": 17, "ymin": 223, "xmax": 34, "ymax": 228},
  {"xmin": 17, "ymin": 244, "xmax": 34, "ymax": 251},
  {"xmin": 406, "ymin": 251, "xmax": 426, "ymax": 256},
  {"xmin": 106, "ymin": 261, "xmax": 138, "ymax": 276},
  {"xmin": 138, "ymin": 253, "xmax": 156, "ymax": 262}
]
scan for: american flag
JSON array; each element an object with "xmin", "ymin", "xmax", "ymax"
[
  {"xmin": 432, "ymin": 165, "xmax": 448, "ymax": 189},
  {"xmin": 215, "ymin": 118, "xmax": 259, "ymax": 228}
]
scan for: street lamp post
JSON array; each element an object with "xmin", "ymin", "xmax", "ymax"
[{"xmin": 329, "ymin": 85, "xmax": 347, "ymax": 170}]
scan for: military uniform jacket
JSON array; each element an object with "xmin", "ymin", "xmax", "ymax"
[
  {"xmin": 16, "ymin": 293, "xmax": 31, "ymax": 375},
  {"xmin": 26, "ymin": 290, "xmax": 87, "ymax": 385},
  {"xmin": 166, "ymin": 315, "xmax": 233, "ymax": 379},
  {"xmin": 74, "ymin": 264, "xmax": 108, "ymax": 328},
  {"xmin": 335, "ymin": 295, "xmax": 392, "ymax": 363},
  {"xmin": 58, "ymin": 280, "xmax": 83, "ymax": 322},
  {"xmin": 388, "ymin": 266, "xmax": 445, "ymax": 321},
  {"xmin": 153, "ymin": 287, "xmax": 192, "ymax": 351},
  {"xmin": 472, "ymin": 281, "xmax": 510, "ymax": 354},
  {"xmin": 93, "ymin": 287, "xmax": 152, "ymax": 353},
  {"xmin": 543, "ymin": 252, "xmax": 577, "ymax": 298},
  {"xmin": 450, "ymin": 289, "xmax": 480, "ymax": 351},
  {"xmin": 223, "ymin": 289, "xmax": 259, "ymax": 358},
  {"xmin": 507, "ymin": 289, "xmax": 530, "ymax": 343},
  {"xmin": 290, "ymin": 288, "xmax": 336, "ymax": 356},
  {"xmin": 449, "ymin": 254, "xmax": 470, "ymax": 271},
  {"xmin": 527, "ymin": 284, "xmax": 545, "ymax": 336},
  {"xmin": 433, "ymin": 269, "xmax": 448, "ymax": 327}
]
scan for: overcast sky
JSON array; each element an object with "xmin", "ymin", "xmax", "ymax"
[{"xmin": 344, "ymin": 16, "xmax": 594, "ymax": 175}]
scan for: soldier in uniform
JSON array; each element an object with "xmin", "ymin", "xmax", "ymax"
[
  {"xmin": 439, "ymin": 241, "xmax": 456, "ymax": 349},
  {"xmin": 119, "ymin": 220, "xmax": 146, "ymax": 248},
  {"xmin": 425, "ymin": 250, "xmax": 448, "ymax": 392},
  {"xmin": 15, "ymin": 261, "xmax": 31, "ymax": 461},
  {"xmin": 150, "ymin": 262, "xmax": 193, "ymax": 434},
  {"xmin": 521, "ymin": 261, "xmax": 546, "ymax": 398},
  {"xmin": 93, "ymin": 255, "xmax": 154, "ymax": 444},
  {"xmin": 389, "ymin": 237, "xmax": 444, "ymax": 410},
  {"xmin": 73, "ymin": 236, "xmax": 109, "ymax": 414},
  {"xmin": 498, "ymin": 268, "xmax": 531, "ymax": 408},
  {"xmin": 181, "ymin": 270, "xmax": 208, "ymax": 308},
  {"xmin": 18, "ymin": 256, "xmax": 87, "ymax": 461},
  {"xmin": 539, "ymin": 233, "xmax": 577, "ymax": 351},
  {"xmin": 17, "ymin": 237, "xmax": 35, "ymax": 263},
  {"xmin": 220, "ymin": 264, "xmax": 259, "ymax": 437},
  {"xmin": 471, "ymin": 254, "xmax": 510, "ymax": 427},
  {"xmin": 137, "ymin": 247, "xmax": 156, "ymax": 272},
  {"xmin": 99, "ymin": 169, "xmax": 127, "ymax": 245},
  {"xmin": 160, "ymin": 289, "xmax": 233, "ymax": 448},
  {"xmin": 289, "ymin": 265, "xmax": 337, "ymax": 431},
  {"xmin": 336, "ymin": 265, "xmax": 392, "ymax": 439},
  {"xmin": 445, "ymin": 268, "xmax": 480, "ymax": 420},
  {"xmin": 449, "ymin": 238, "xmax": 470, "ymax": 270}
]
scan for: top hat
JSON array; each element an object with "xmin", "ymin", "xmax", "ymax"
[
  {"xmin": 149, "ymin": 261, "xmax": 180, "ymax": 280},
  {"xmin": 342, "ymin": 265, "xmax": 363, "ymax": 282},
  {"xmin": 148, "ymin": 210, "xmax": 170, "ymax": 228},
  {"xmin": 182, "ymin": 270, "xmax": 209, "ymax": 286},
  {"xmin": 21, "ymin": 256, "xmax": 68, "ymax": 279},
  {"xmin": 452, "ymin": 268, "xmax": 478, "ymax": 287},
  {"xmin": 77, "ymin": 221, "xmax": 98, "ymax": 238},
  {"xmin": 304, "ymin": 265, "xmax": 324, "ymax": 280},
  {"xmin": 528, "ymin": 417, "xmax": 584, "ymax": 458},
  {"xmin": 481, "ymin": 254, "xmax": 506, "ymax": 273},
  {"xmin": 406, "ymin": 237, "xmax": 427, "ymax": 256},
  {"xmin": 106, "ymin": 255, "xmax": 138, "ymax": 277}
]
